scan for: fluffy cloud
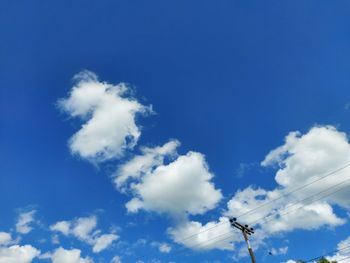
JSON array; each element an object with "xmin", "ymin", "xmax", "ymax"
[
  {"xmin": 0, "ymin": 245, "xmax": 40, "ymax": 263},
  {"xmin": 114, "ymin": 140, "xmax": 180, "ymax": 191},
  {"xmin": 49, "ymin": 247, "xmax": 93, "ymax": 263},
  {"xmin": 58, "ymin": 71, "xmax": 150, "ymax": 162},
  {"xmin": 16, "ymin": 210, "xmax": 36, "ymax": 234},
  {"xmin": 120, "ymin": 145, "xmax": 222, "ymax": 216},
  {"xmin": 262, "ymin": 126, "xmax": 350, "ymax": 209},
  {"xmin": 115, "ymin": 140, "xmax": 223, "ymax": 250},
  {"xmin": 168, "ymin": 217, "xmax": 240, "ymax": 251},
  {"xmin": 262, "ymin": 126, "xmax": 350, "ymax": 195},
  {"xmin": 50, "ymin": 215, "xmax": 118, "ymax": 253}
]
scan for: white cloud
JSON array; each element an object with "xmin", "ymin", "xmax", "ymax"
[
  {"xmin": 72, "ymin": 216, "xmax": 97, "ymax": 241},
  {"xmin": 92, "ymin": 234, "xmax": 118, "ymax": 253},
  {"xmin": 261, "ymin": 126, "xmax": 350, "ymax": 196},
  {"xmin": 151, "ymin": 242, "xmax": 172, "ymax": 253},
  {"xmin": 114, "ymin": 140, "xmax": 180, "ymax": 191},
  {"xmin": 16, "ymin": 210, "xmax": 36, "ymax": 234},
  {"xmin": 50, "ymin": 215, "xmax": 118, "ymax": 253},
  {"xmin": 50, "ymin": 221, "xmax": 71, "ymax": 236},
  {"xmin": 58, "ymin": 70, "xmax": 150, "ymax": 162},
  {"xmin": 0, "ymin": 245, "xmax": 40, "ymax": 263},
  {"xmin": 158, "ymin": 243, "xmax": 171, "ymax": 253},
  {"xmin": 124, "ymin": 149, "xmax": 222, "ymax": 216},
  {"xmin": 0, "ymin": 232, "xmax": 12, "ymax": 246},
  {"xmin": 50, "ymin": 247, "xmax": 93, "ymax": 263},
  {"xmin": 269, "ymin": 246, "xmax": 288, "ymax": 256},
  {"xmin": 168, "ymin": 217, "xmax": 240, "ymax": 251},
  {"xmin": 115, "ymin": 141, "xmax": 223, "ymax": 251},
  {"xmin": 51, "ymin": 216, "xmax": 97, "ymax": 243}
]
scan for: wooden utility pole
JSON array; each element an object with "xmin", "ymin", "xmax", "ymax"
[{"xmin": 229, "ymin": 217, "xmax": 256, "ymax": 263}]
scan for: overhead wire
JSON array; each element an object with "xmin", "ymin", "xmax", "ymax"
[
  {"xmin": 252, "ymin": 181, "xmax": 350, "ymax": 227},
  {"xmin": 189, "ymin": 229, "xmax": 235, "ymax": 251},
  {"xmin": 174, "ymin": 162, "xmax": 350, "ymax": 245},
  {"xmin": 235, "ymin": 162, "xmax": 350, "ymax": 220},
  {"xmin": 305, "ymin": 244, "xmax": 350, "ymax": 262},
  {"xmin": 247, "ymin": 175, "xmax": 350, "ymax": 226},
  {"xmin": 185, "ymin": 175, "xmax": 350, "ymax": 251},
  {"xmin": 338, "ymin": 255, "xmax": 350, "ymax": 262}
]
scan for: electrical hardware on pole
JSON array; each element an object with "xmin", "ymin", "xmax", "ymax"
[{"xmin": 229, "ymin": 217, "xmax": 256, "ymax": 263}]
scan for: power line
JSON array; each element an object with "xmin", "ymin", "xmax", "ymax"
[
  {"xmin": 235, "ymin": 162, "xmax": 350, "ymax": 221},
  {"xmin": 174, "ymin": 162, "xmax": 350, "ymax": 245},
  {"xmin": 189, "ymin": 230, "xmax": 235, "ymax": 250},
  {"xmin": 305, "ymin": 244, "xmax": 350, "ymax": 262},
  {"xmin": 175, "ymin": 221, "xmax": 228, "ymax": 244},
  {"xmin": 186, "ymin": 179, "xmax": 350, "ymax": 252},
  {"xmin": 338, "ymin": 255, "xmax": 350, "ymax": 262},
  {"xmin": 247, "ymin": 176, "xmax": 350, "ymax": 226},
  {"xmin": 194, "ymin": 232, "xmax": 239, "ymax": 251}
]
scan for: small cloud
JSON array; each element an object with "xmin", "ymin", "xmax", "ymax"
[
  {"xmin": 111, "ymin": 255, "xmax": 122, "ymax": 263},
  {"xmin": 50, "ymin": 215, "xmax": 119, "ymax": 253},
  {"xmin": 235, "ymin": 162, "xmax": 260, "ymax": 178},
  {"xmin": 151, "ymin": 242, "xmax": 171, "ymax": 253},
  {"xmin": 16, "ymin": 210, "xmax": 36, "ymax": 234},
  {"xmin": 50, "ymin": 221, "xmax": 71, "ymax": 236},
  {"xmin": 158, "ymin": 243, "xmax": 171, "ymax": 253},
  {"xmin": 92, "ymin": 233, "xmax": 119, "ymax": 253},
  {"xmin": 269, "ymin": 246, "xmax": 288, "ymax": 256}
]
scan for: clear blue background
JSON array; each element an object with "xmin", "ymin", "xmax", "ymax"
[{"xmin": 1, "ymin": 1, "xmax": 350, "ymax": 262}]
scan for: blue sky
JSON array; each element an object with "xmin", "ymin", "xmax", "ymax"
[{"xmin": 1, "ymin": 1, "xmax": 350, "ymax": 262}]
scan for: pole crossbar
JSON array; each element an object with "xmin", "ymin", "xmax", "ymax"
[{"xmin": 229, "ymin": 217, "xmax": 257, "ymax": 263}]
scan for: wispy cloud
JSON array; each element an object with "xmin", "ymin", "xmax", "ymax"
[{"xmin": 16, "ymin": 210, "xmax": 36, "ymax": 235}]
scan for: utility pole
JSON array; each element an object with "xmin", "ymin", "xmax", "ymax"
[{"xmin": 229, "ymin": 217, "xmax": 256, "ymax": 263}]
